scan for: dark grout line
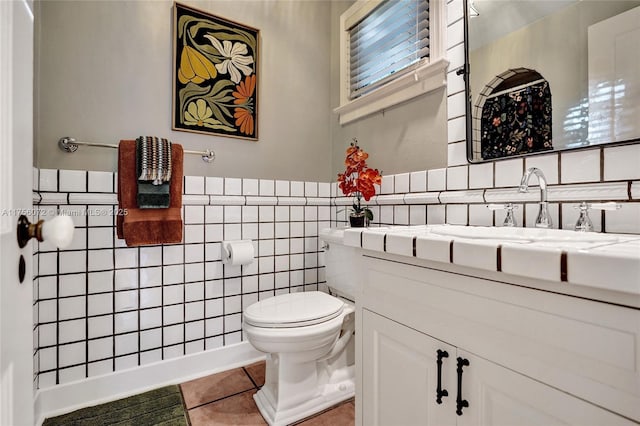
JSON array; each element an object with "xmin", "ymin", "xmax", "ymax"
[
  {"xmin": 242, "ymin": 366, "xmax": 260, "ymax": 389},
  {"xmin": 186, "ymin": 388, "xmax": 256, "ymax": 412}
]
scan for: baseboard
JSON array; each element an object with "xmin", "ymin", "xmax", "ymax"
[{"xmin": 34, "ymin": 342, "xmax": 265, "ymax": 425}]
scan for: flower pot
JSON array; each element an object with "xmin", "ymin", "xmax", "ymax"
[{"xmin": 349, "ymin": 213, "xmax": 366, "ymax": 228}]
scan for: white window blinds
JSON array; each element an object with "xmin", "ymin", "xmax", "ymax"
[{"xmin": 348, "ymin": 0, "xmax": 430, "ymax": 99}]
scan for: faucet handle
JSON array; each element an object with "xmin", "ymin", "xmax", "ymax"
[
  {"xmin": 487, "ymin": 203, "xmax": 518, "ymax": 227},
  {"xmin": 573, "ymin": 202, "xmax": 621, "ymax": 232}
]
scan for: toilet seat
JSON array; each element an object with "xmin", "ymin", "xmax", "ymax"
[{"xmin": 244, "ymin": 291, "xmax": 345, "ymax": 328}]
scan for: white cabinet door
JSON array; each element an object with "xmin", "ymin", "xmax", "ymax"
[
  {"xmin": 458, "ymin": 350, "xmax": 635, "ymax": 426},
  {"xmin": 362, "ymin": 309, "xmax": 457, "ymax": 426}
]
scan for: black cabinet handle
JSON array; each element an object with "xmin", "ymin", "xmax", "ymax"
[
  {"xmin": 436, "ymin": 349, "xmax": 449, "ymax": 404},
  {"xmin": 456, "ymin": 357, "xmax": 470, "ymax": 416}
]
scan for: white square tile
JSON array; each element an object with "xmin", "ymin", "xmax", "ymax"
[
  {"xmin": 88, "ymin": 315, "xmax": 113, "ymax": 338},
  {"xmin": 185, "ymin": 263, "xmax": 204, "ymax": 282},
  {"xmin": 446, "ymin": 204, "xmax": 467, "ymax": 225},
  {"xmin": 164, "ymin": 283, "xmax": 184, "ymax": 305},
  {"xmin": 88, "ymin": 171, "xmax": 113, "ymax": 192},
  {"xmin": 205, "ymin": 262, "xmax": 223, "ymax": 281},
  {"xmin": 305, "ymin": 182, "xmax": 318, "ymax": 197},
  {"xmin": 242, "ymin": 223, "xmax": 258, "ymax": 240},
  {"xmin": 394, "ymin": 173, "xmax": 410, "ymax": 193},
  {"xmin": 604, "ymin": 144, "xmax": 640, "ymax": 181},
  {"xmin": 114, "ymin": 268, "xmax": 137, "ymax": 290},
  {"xmin": 275, "ymin": 180, "xmax": 290, "ymax": 196},
  {"xmin": 318, "ymin": 182, "xmax": 331, "ymax": 197},
  {"xmin": 447, "ymin": 91, "xmax": 466, "ymax": 118},
  {"xmin": 410, "ymin": 171, "xmax": 427, "ymax": 193},
  {"xmin": 224, "ymin": 295, "xmax": 242, "ymax": 313},
  {"xmin": 88, "ymin": 293, "xmax": 112, "ymax": 316},
  {"xmin": 469, "ymin": 163, "xmax": 493, "ymax": 189},
  {"xmin": 59, "ymin": 319, "xmax": 86, "ymax": 344},
  {"xmin": 59, "ymin": 296, "xmax": 86, "ymax": 321},
  {"xmin": 140, "ymin": 308, "xmax": 162, "ymax": 332},
  {"xmin": 224, "ymin": 206, "xmax": 242, "ymax": 223},
  {"xmin": 164, "ymin": 264, "xmax": 184, "ymax": 285},
  {"xmin": 409, "ymin": 205, "xmax": 427, "ymax": 225},
  {"xmin": 39, "ymin": 169, "xmax": 58, "ymax": 192},
  {"xmin": 259, "ymin": 206, "xmax": 275, "ymax": 222},
  {"xmin": 205, "ymin": 206, "xmax": 223, "ymax": 224},
  {"xmin": 185, "ymin": 224, "xmax": 205, "ymax": 243},
  {"xmin": 224, "ymin": 224, "xmax": 242, "ymax": 241},
  {"xmin": 115, "ymin": 247, "xmax": 138, "ymax": 269},
  {"xmin": 274, "ymin": 206, "xmax": 290, "ymax": 222},
  {"xmin": 428, "ymin": 168, "xmax": 446, "ymax": 191},
  {"xmin": 525, "ymin": 153, "xmax": 559, "ymax": 185},
  {"xmin": 242, "ymin": 179, "xmax": 259, "ymax": 196},
  {"xmin": 206, "ymin": 317, "xmax": 224, "ymax": 336},
  {"xmin": 184, "ymin": 206, "xmax": 205, "ymax": 224},
  {"xmin": 58, "ymin": 342, "xmax": 86, "ymax": 367},
  {"xmin": 446, "ymin": 166, "xmax": 468, "ymax": 190},
  {"xmin": 205, "ymin": 242, "xmax": 222, "ymax": 261},
  {"xmin": 447, "ymin": 142, "xmax": 467, "ymax": 167},
  {"xmin": 88, "ymin": 271, "xmax": 113, "ymax": 293},
  {"xmin": 206, "ymin": 224, "xmax": 224, "ymax": 242},
  {"xmin": 495, "ymin": 158, "xmax": 524, "ymax": 188},
  {"xmin": 561, "ymin": 150, "xmax": 600, "ymax": 184},
  {"xmin": 185, "ymin": 244, "xmax": 204, "ymax": 263},
  {"xmin": 39, "ymin": 252, "xmax": 57, "ymax": 276},
  {"xmin": 205, "ymin": 177, "xmax": 224, "ymax": 195},
  {"xmin": 115, "ymin": 290, "xmax": 138, "ymax": 312},
  {"xmin": 468, "ymin": 204, "xmax": 493, "ymax": 226},
  {"xmin": 380, "ymin": 175, "xmax": 394, "ymax": 194},
  {"xmin": 163, "ymin": 305, "xmax": 184, "ymax": 326},
  {"xmin": 224, "ymin": 178, "xmax": 242, "ymax": 195},
  {"xmin": 163, "ymin": 244, "xmax": 184, "ymax": 265},
  {"xmin": 241, "ymin": 206, "xmax": 258, "ymax": 223},
  {"xmin": 114, "ymin": 311, "xmax": 138, "ymax": 333},
  {"xmin": 163, "ymin": 324, "xmax": 184, "ymax": 345},
  {"xmin": 140, "ymin": 246, "xmax": 162, "ymax": 267},
  {"xmin": 59, "ymin": 251, "xmax": 87, "ymax": 274},
  {"xmin": 58, "ymin": 273, "xmax": 85, "ymax": 297},
  {"xmin": 88, "ymin": 227, "xmax": 113, "ymax": 249},
  {"xmin": 140, "ymin": 329, "xmax": 162, "ymax": 351},
  {"xmin": 379, "ymin": 206, "xmax": 394, "ymax": 224},
  {"xmin": 259, "ymin": 179, "xmax": 275, "ymax": 196},
  {"xmin": 140, "ymin": 288, "xmax": 162, "ymax": 309},
  {"xmin": 59, "ymin": 170, "xmax": 86, "ymax": 192},
  {"xmin": 394, "ymin": 205, "xmax": 409, "ymax": 225},
  {"xmin": 291, "ymin": 181, "xmax": 305, "ymax": 197},
  {"xmin": 185, "ymin": 303, "xmax": 205, "ymax": 322},
  {"xmin": 115, "ymin": 333, "xmax": 138, "ymax": 356},
  {"xmin": 139, "ymin": 266, "xmax": 162, "ymax": 287},
  {"xmin": 185, "ymin": 176, "xmax": 205, "ymax": 194}
]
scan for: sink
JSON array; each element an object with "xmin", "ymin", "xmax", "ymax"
[{"xmin": 428, "ymin": 225, "xmax": 620, "ymax": 244}]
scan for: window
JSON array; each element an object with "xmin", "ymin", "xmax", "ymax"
[
  {"xmin": 335, "ymin": 0, "xmax": 448, "ymax": 125},
  {"xmin": 349, "ymin": 0, "xmax": 430, "ymax": 99}
]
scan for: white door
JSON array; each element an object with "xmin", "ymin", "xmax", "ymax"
[
  {"xmin": 0, "ymin": 1, "xmax": 35, "ymax": 425},
  {"xmin": 362, "ymin": 309, "xmax": 457, "ymax": 426}
]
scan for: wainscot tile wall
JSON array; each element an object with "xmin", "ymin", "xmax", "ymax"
[
  {"xmin": 32, "ymin": 142, "xmax": 639, "ymax": 391},
  {"xmin": 32, "ymin": 172, "xmax": 331, "ymax": 389},
  {"xmin": 332, "ymin": 143, "xmax": 640, "ymax": 234}
]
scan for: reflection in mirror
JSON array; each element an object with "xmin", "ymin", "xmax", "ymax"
[{"xmin": 466, "ymin": 0, "xmax": 640, "ymax": 162}]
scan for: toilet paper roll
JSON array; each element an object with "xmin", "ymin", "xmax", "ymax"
[{"xmin": 222, "ymin": 240, "xmax": 255, "ymax": 266}]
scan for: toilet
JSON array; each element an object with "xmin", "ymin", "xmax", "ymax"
[{"xmin": 243, "ymin": 228, "xmax": 357, "ymax": 426}]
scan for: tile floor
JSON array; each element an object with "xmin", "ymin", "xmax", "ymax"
[{"xmin": 180, "ymin": 360, "xmax": 355, "ymax": 426}]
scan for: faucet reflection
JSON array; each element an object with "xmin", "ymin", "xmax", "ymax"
[{"xmin": 519, "ymin": 167, "xmax": 552, "ymax": 228}]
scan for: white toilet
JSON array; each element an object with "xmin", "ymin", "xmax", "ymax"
[{"xmin": 243, "ymin": 228, "xmax": 357, "ymax": 426}]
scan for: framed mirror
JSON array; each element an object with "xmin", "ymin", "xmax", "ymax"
[{"xmin": 465, "ymin": 0, "xmax": 640, "ymax": 162}]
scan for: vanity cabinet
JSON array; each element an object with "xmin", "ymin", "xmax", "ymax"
[{"xmin": 357, "ymin": 254, "xmax": 640, "ymax": 426}]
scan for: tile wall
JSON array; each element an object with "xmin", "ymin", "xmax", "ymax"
[
  {"xmin": 332, "ymin": 143, "xmax": 640, "ymax": 234},
  {"xmin": 32, "ymin": 141, "xmax": 639, "ymax": 391},
  {"xmin": 32, "ymin": 171, "xmax": 331, "ymax": 389}
]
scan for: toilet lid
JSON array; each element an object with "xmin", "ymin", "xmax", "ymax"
[{"xmin": 244, "ymin": 291, "xmax": 345, "ymax": 328}]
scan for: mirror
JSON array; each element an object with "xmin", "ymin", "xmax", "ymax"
[{"xmin": 465, "ymin": 0, "xmax": 640, "ymax": 162}]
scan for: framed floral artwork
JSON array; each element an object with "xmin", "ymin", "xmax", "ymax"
[{"xmin": 173, "ymin": 2, "xmax": 259, "ymax": 140}]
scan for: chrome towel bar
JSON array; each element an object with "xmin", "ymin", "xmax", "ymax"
[{"xmin": 58, "ymin": 136, "xmax": 215, "ymax": 163}]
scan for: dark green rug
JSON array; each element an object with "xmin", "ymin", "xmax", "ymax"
[{"xmin": 43, "ymin": 385, "xmax": 189, "ymax": 426}]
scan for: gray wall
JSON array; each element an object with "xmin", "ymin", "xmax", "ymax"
[
  {"xmin": 328, "ymin": 1, "xmax": 448, "ymax": 178},
  {"xmin": 35, "ymin": 0, "xmax": 333, "ymax": 180}
]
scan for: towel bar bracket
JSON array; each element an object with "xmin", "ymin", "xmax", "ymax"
[{"xmin": 57, "ymin": 136, "xmax": 216, "ymax": 164}]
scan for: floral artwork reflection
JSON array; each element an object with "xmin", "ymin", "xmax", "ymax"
[{"xmin": 173, "ymin": 3, "xmax": 259, "ymax": 140}]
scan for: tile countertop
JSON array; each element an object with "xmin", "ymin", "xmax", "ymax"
[{"xmin": 342, "ymin": 225, "xmax": 640, "ymax": 296}]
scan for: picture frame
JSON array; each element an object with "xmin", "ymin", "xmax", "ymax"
[{"xmin": 173, "ymin": 2, "xmax": 259, "ymax": 140}]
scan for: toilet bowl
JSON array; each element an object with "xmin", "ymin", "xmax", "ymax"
[{"xmin": 243, "ymin": 228, "xmax": 356, "ymax": 426}]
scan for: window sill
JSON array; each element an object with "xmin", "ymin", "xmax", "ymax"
[{"xmin": 333, "ymin": 57, "xmax": 450, "ymax": 125}]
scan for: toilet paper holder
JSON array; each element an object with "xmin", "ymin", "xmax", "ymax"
[{"xmin": 221, "ymin": 240, "xmax": 255, "ymax": 265}]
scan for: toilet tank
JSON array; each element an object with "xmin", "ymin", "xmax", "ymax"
[{"xmin": 319, "ymin": 228, "xmax": 358, "ymax": 301}]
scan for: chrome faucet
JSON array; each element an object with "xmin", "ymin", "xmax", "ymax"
[{"xmin": 519, "ymin": 167, "xmax": 552, "ymax": 228}]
